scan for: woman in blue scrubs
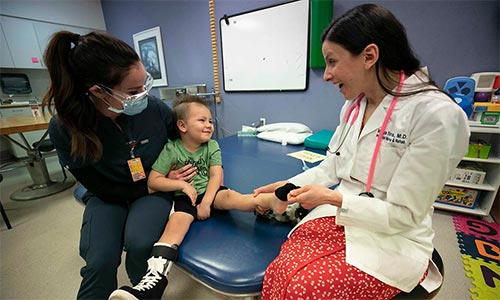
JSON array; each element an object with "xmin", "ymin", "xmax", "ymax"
[{"xmin": 42, "ymin": 31, "xmax": 195, "ymax": 300}]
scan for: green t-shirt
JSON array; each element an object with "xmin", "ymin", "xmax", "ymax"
[{"xmin": 152, "ymin": 139, "xmax": 222, "ymax": 195}]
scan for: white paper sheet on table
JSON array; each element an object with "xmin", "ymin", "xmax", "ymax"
[{"xmin": 287, "ymin": 150, "xmax": 326, "ymax": 163}]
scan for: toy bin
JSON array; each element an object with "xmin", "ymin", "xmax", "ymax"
[
  {"xmin": 435, "ymin": 186, "xmax": 481, "ymax": 209},
  {"xmin": 465, "ymin": 140, "xmax": 491, "ymax": 159}
]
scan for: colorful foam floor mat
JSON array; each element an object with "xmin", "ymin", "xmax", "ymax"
[{"xmin": 453, "ymin": 214, "xmax": 500, "ymax": 299}]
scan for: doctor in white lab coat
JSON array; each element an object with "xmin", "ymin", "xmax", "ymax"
[{"xmin": 256, "ymin": 4, "xmax": 470, "ymax": 300}]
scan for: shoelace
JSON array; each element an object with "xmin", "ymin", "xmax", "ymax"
[
  {"xmin": 133, "ymin": 269, "xmax": 162, "ymax": 291},
  {"xmin": 133, "ymin": 257, "xmax": 167, "ymax": 291}
]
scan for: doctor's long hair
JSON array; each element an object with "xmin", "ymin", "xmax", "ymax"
[
  {"xmin": 321, "ymin": 4, "xmax": 443, "ymax": 98},
  {"xmin": 42, "ymin": 31, "xmax": 140, "ymax": 161}
]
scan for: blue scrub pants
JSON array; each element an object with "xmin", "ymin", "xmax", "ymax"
[{"xmin": 76, "ymin": 192, "xmax": 172, "ymax": 300}]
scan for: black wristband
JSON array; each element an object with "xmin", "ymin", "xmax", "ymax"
[{"xmin": 275, "ymin": 183, "xmax": 299, "ymax": 201}]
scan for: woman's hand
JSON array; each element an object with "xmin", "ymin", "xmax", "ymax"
[
  {"xmin": 253, "ymin": 180, "xmax": 289, "ymax": 214},
  {"xmin": 253, "ymin": 180, "xmax": 289, "ymax": 196},
  {"xmin": 287, "ymin": 185, "xmax": 343, "ymax": 210},
  {"xmin": 167, "ymin": 163, "xmax": 197, "ymax": 182}
]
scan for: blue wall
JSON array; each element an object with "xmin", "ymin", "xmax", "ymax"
[{"xmin": 101, "ymin": 0, "xmax": 499, "ymax": 136}]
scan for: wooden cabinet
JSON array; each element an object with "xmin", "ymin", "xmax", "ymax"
[{"xmin": 434, "ymin": 126, "xmax": 500, "ymax": 216}]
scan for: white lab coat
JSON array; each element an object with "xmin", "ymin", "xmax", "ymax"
[{"xmin": 288, "ymin": 69, "xmax": 470, "ymax": 293}]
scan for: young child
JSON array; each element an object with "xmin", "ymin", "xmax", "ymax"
[{"xmin": 109, "ymin": 95, "xmax": 287, "ymax": 300}]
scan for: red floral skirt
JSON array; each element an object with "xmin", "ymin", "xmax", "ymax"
[{"xmin": 262, "ymin": 217, "xmax": 401, "ymax": 300}]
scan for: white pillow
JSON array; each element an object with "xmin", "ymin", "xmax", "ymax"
[
  {"xmin": 257, "ymin": 131, "xmax": 312, "ymax": 145},
  {"xmin": 257, "ymin": 122, "xmax": 312, "ymax": 133}
]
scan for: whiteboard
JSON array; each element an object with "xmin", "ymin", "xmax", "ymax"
[{"xmin": 220, "ymin": 0, "xmax": 309, "ymax": 92}]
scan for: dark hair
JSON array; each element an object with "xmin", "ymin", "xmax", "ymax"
[
  {"xmin": 172, "ymin": 95, "xmax": 210, "ymax": 122},
  {"xmin": 321, "ymin": 4, "xmax": 441, "ymax": 97},
  {"xmin": 42, "ymin": 31, "xmax": 140, "ymax": 160}
]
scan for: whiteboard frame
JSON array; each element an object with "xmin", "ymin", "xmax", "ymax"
[{"xmin": 219, "ymin": 0, "xmax": 310, "ymax": 92}]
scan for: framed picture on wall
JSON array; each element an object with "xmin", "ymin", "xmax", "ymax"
[{"xmin": 133, "ymin": 26, "xmax": 168, "ymax": 87}]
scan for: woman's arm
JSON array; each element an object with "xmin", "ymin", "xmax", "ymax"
[
  {"xmin": 148, "ymin": 170, "xmax": 197, "ymax": 202},
  {"xmin": 287, "ymin": 185, "xmax": 343, "ymax": 209},
  {"xmin": 49, "ymin": 118, "xmax": 150, "ymax": 203},
  {"xmin": 148, "ymin": 170, "xmax": 196, "ymax": 197},
  {"xmin": 70, "ymin": 166, "xmax": 149, "ymax": 203}
]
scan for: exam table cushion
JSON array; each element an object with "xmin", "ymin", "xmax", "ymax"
[{"xmin": 177, "ymin": 210, "xmax": 293, "ymax": 294}]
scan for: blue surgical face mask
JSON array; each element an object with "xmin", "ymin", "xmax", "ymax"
[
  {"xmin": 96, "ymin": 72, "xmax": 153, "ymax": 115},
  {"xmin": 122, "ymin": 94, "xmax": 149, "ymax": 116},
  {"xmin": 99, "ymin": 94, "xmax": 149, "ymax": 115}
]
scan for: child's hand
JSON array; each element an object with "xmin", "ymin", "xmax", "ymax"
[
  {"xmin": 182, "ymin": 182, "xmax": 198, "ymax": 206},
  {"xmin": 197, "ymin": 203, "xmax": 211, "ymax": 220}
]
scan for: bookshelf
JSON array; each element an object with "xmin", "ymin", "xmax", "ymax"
[{"xmin": 434, "ymin": 126, "xmax": 500, "ymax": 216}]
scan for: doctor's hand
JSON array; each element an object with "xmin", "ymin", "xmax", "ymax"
[
  {"xmin": 287, "ymin": 185, "xmax": 343, "ymax": 210},
  {"xmin": 253, "ymin": 180, "xmax": 289, "ymax": 197},
  {"xmin": 253, "ymin": 180, "xmax": 289, "ymax": 214},
  {"xmin": 167, "ymin": 164, "xmax": 197, "ymax": 182}
]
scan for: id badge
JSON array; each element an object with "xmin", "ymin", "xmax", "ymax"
[{"xmin": 127, "ymin": 157, "xmax": 146, "ymax": 182}]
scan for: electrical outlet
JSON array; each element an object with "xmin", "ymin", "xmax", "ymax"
[{"xmin": 259, "ymin": 118, "xmax": 266, "ymax": 127}]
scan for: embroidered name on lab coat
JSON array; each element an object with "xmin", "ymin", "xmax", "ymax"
[{"xmin": 376, "ymin": 129, "xmax": 407, "ymax": 145}]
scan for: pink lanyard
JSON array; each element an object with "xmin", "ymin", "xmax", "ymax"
[{"xmin": 363, "ymin": 71, "xmax": 405, "ymax": 196}]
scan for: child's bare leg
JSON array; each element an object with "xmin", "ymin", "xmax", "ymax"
[
  {"xmin": 213, "ymin": 190, "xmax": 287, "ymax": 214},
  {"xmin": 157, "ymin": 211, "xmax": 194, "ymax": 245}
]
